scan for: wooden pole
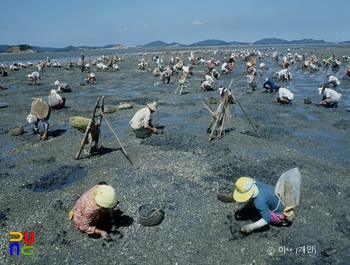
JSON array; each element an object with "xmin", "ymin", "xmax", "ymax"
[
  {"xmin": 100, "ymin": 111, "xmax": 134, "ymax": 165},
  {"xmin": 228, "ymin": 78, "xmax": 260, "ymax": 138}
]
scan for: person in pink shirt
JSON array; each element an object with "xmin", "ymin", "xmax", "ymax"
[
  {"xmin": 27, "ymin": 71, "xmax": 41, "ymax": 85},
  {"xmin": 72, "ymin": 183, "xmax": 117, "ymax": 240}
]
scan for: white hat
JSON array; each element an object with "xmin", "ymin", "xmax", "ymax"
[
  {"xmin": 218, "ymin": 86, "xmax": 226, "ymax": 95},
  {"xmin": 54, "ymin": 80, "xmax": 60, "ymax": 85},
  {"xmin": 318, "ymin": 87, "xmax": 324, "ymax": 94},
  {"xmin": 50, "ymin": 89, "xmax": 57, "ymax": 95},
  {"xmin": 265, "ymin": 78, "xmax": 268, "ymax": 82},
  {"xmin": 90, "ymin": 73, "xmax": 95, "ymax": 77},
  {"xmin": 27, "ymin": 74, "xmax": 31, "ymax": 78},
  {"xmin": 246, "ymin": 62, "xmax": 252, "ymax": 67},
  {"xmin": 147, "ymin": 101, "xmax": 158, "ymax": 112},
  {"xmin": 26, "ymin": 114, "xmax": 37, "ymax": 124}
]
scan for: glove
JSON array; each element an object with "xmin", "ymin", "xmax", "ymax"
[{"xmin": 241, "ymin": 218, "xmax": 268, "ymax": 234}]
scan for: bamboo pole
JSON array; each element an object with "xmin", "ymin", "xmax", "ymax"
[
  {"xmin": 100, "ymin": 111, "xmax": 134, "ymax": 165},
  {"xmin": 228, "ymin": 78, "xmax": 260, "ymax": 138}
]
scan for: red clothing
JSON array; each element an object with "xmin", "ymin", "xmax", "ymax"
[{"xmin": 73, "ymin": 185, "xmax": 101, "ymax": 234}]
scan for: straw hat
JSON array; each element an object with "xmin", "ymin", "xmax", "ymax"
[
  {"xmin": 233, "ymin": 177, "xmax": 255, "ymax": 202},
  {"xmin": 93, "ymin": 185, "xmax": 117, "ymax": 208},
  {"xmin": 54, "ymin": 80, "xmax": 60, "ymax": 86},
  {"xmin": 318, "ymin": 87, "xmax": 324, "ymax": 94},
  {"xmin": 147, "ymin": 101, "xmax": 158, "ymax": 112},
  {"xmin": 30, "ymin": 98, "xmax": 49, "ymax": 119},
  {"xmin": 90, "ymin": 73, "xmax": 95, "ymax": 77}
]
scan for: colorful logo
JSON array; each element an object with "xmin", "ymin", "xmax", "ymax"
[{"xmin": 9, "ymin": 232, "xmax": 35, "ymax": 256}]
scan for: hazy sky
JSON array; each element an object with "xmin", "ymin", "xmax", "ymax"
[{"xmin": 2, "ymin": 0, "xmax": 349, "ymax": 48}]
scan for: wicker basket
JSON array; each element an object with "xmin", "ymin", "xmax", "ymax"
[
  {"xmin": 8, "ymin": 125, "xmax": 24, "ymax": 136},
  {"xmin": 138, "ymin": 204, "xmax": 164, "ymax": 226}
]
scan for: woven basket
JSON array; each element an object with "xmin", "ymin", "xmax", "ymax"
[
  {"xmin": 138, "ymin": 204, "xmax": 164, "ymax": 226},
  {"xmin": 8, "ymin": 125, "xmax": 24, "ymax": 136}
]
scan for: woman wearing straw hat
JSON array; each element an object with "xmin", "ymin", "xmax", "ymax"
[
  {"xmin": 26, "ymin": 98, "xmax": 51, "ymax": 140},
  {"xmin": 233, "ymin": 177, "xmax": 286, "ymax": 234},
  {"xmin": 71, "ymin": 183, "xmax": 117, "ymax": 241},
  {"xmin": 129, "ymin": 101, "xmax": 158, "ymax": 138}
]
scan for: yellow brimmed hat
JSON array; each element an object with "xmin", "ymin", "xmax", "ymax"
[
  {"xmin": 93, "ymin": 185, "xmax": 117, "ymax": 208},
  {"xmin": 233, "ymin": 177, "xmax": 255, "ymax": 202}
]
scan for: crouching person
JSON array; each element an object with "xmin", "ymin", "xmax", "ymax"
[
  {"xmin": 129, "ymin": 101, "xmax": 158, "ymax": 138},
  {"xmin": 48, "ymin": 90, "xmax": 66, "ymax": 110},
  {"xmin": 233, "ymin": 177, "xmax": 286, "ymax": 234},
  {"xmin": 54, "ymin": 80, "xmax": 72, "ymax": 92},
  {"xmin": 26, "ymin": 98, "xmax": 51, "ymax": 140},
  {"xmin": 71, "ymin": 183, "xmax": 117, "ymax": 241},
  {"xmin": 275, "ymin": 87, "xmax": 294, "ymax": 104}
]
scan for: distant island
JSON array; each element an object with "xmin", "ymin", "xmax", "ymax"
[{"xmin": 1, "ymin": 38, "xmax": 349, "ymax": 54}]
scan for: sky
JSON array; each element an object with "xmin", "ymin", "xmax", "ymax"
[{"xmin": 1, "ymin": 0, "xmax": 349, "ymax": 48}]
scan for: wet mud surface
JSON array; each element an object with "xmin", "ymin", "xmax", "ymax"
[{"xmin": 1, "ymin": 45, "xmax": 350, "ymax": 264}]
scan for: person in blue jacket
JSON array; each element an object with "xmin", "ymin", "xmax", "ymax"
[
  {"xmin": 263, "ymin": 78, "xmax": 279, "ymax": 92},
  {"xmin": 233, "ymin": 177, "xmax": 286, "ymax": 234}
]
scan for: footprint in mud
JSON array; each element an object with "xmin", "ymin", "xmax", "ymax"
[{"xmin": 23, "ymin": 165, "xmax": 87, "ymax": 192}]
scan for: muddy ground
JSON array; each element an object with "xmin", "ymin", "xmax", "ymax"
[{"xmin": 0, "ymin": 45, "xmax": 350, "ymax": 264}]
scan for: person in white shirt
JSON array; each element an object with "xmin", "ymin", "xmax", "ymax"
[
  {"xmin": 129, "ymin": 102, "xmax": 158, "ymax": 138},
  {"xmin": 274, "ymin": 87, "xmax": 294, "ymax": 104},
  {"xmin": 326, "ymin": 73, "xmax": 340, "ymax": 87},
  {"xmin": 275, "ymin": 69, "xmax": 291, "ymax": 81},
  {"xmin": 317, "ymin": 86, "xmax": 341, "ymax": 108}
]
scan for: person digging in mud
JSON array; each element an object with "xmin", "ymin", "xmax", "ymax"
[
  {"xmin": 263, "ymin": 78, "xmax": 279, "ymax": 92},
  {"xmin": 218, "ymin": 86, "xmax": 234, "ymax": 104},
  {"xmin": 233, "ymin": 177, "xmax": 287, "ymax": 234},
  {"xmin": 129, "ymin": 101, "xmax": 159, "ymax": 138},
  {"xmin": 27, "ymin": 71, "xmax": 41, "ymax": 85},
  {"xmin": 325, "ymin": 73, "xmax": 340, "ymax": 87},
  {"xmin": 26, "ymin": 98, "xmax": 51, "ymax": 140},
  {"xmin": 71, "ymin": 183, "xmax": 117, "ymax": 241},
  {"xmin": 274, "ymin": 87, "xmax": 294, "ymax": 104},
  {"xmin": 54, "ymin": 80, "xmax": 72, "ymax": 92},
  {"xmin": 87, "ymin": 73, "xmax": 96, "ymax": 84},
  {"xmin": 317, "ymin": 86, "xmax": 341, "ymax": 108},
  {"xmin": 160, "ymin": 67, "xmax": 175, "ymax": 83}
]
